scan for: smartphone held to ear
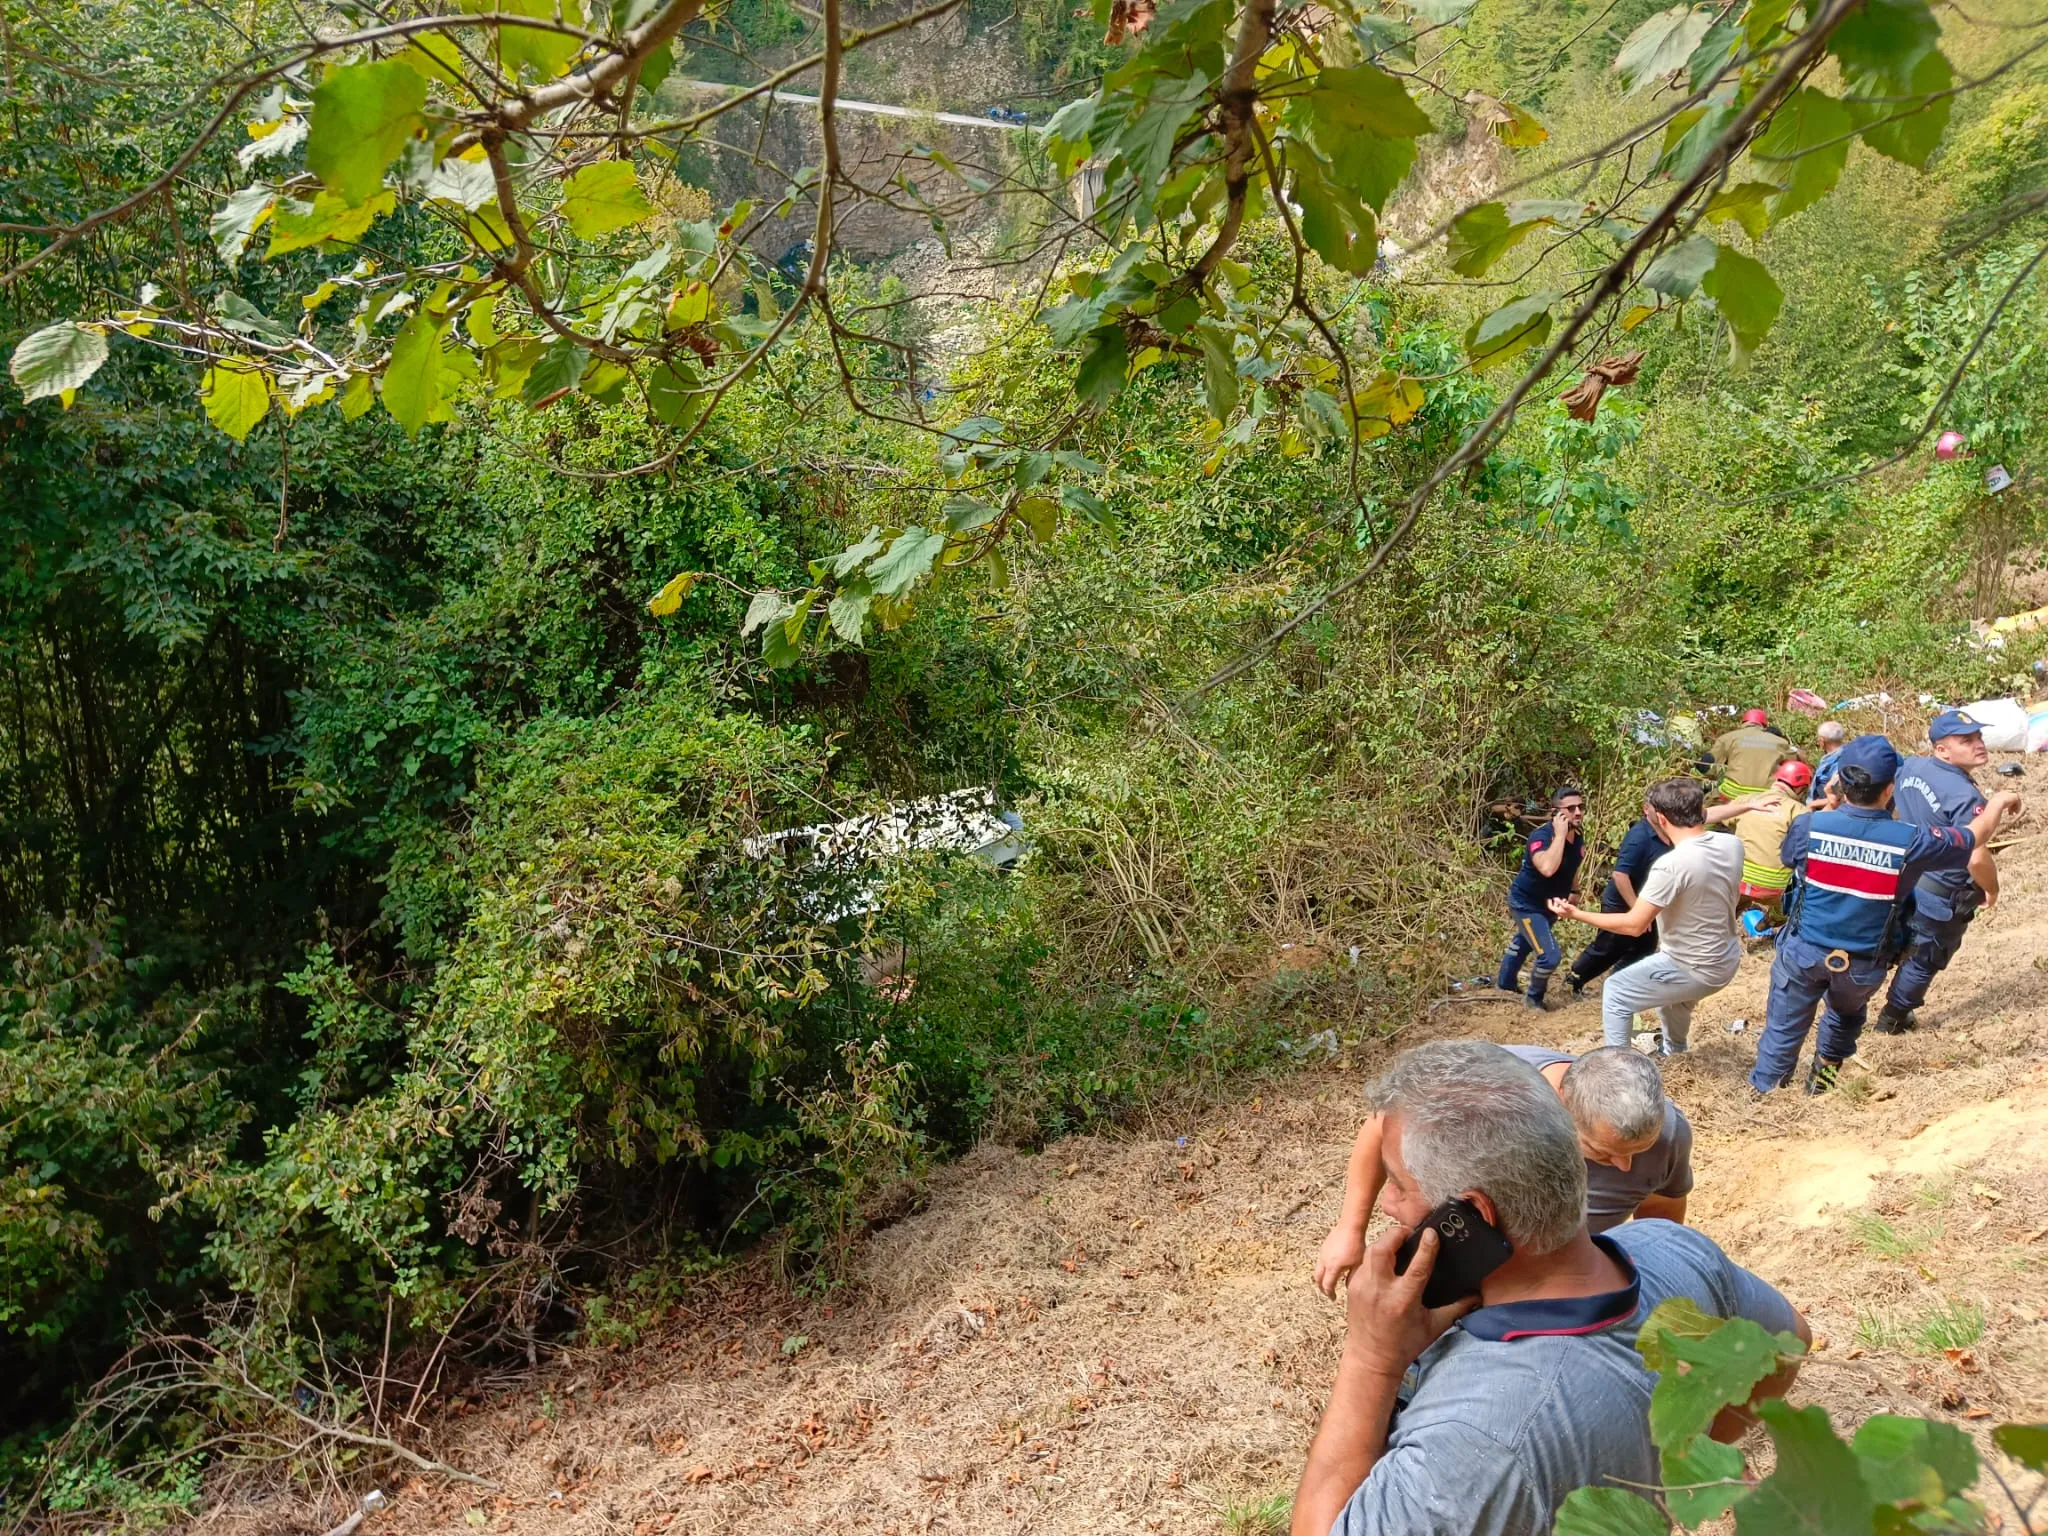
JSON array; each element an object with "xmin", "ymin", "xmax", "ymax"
[{"xmin": 1392, "ymin": 1198, "xmax": 1512, "ymax": 1307}]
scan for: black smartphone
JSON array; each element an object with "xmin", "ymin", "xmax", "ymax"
[{"xmin": 1392, "ymin": 1198, "xmax": 1513, "ymax": 1307}]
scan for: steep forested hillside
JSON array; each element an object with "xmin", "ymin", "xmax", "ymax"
[{"xmin": 1, "ymin": 0, "xmax": 2044, "ymax": 1522}]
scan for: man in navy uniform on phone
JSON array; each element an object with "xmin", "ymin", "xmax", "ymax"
[
  {"xmin": 1874, "ymin": 710, "xmax": 2009, "ymax": 1034},
  {"xmin": 1495, "ymin": 788, "xmax": 1584, "ymax": 1011}
]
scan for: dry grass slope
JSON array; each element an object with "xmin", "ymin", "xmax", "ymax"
[{"xmin": 214, "ymin": 794, "xmax": 2048, "ymax": 1536}]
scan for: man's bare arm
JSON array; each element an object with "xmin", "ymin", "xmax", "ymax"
[
  {"xmin": 1633, "ymin": 1193, "xmax": 1688, "ymax": 1224},
  {"xmin": 1551, "ymin": 894, "xmax": 1663, "ymax": 937},
  {"xmin": 1292, "ymin": 1229, "xmax": 1475, "ymax": 1536},
  {"xmin": 1314, "ymin": 1116, "xmax": 1386, "ymax": 1299},
  {"xmin": 1709, "ymin": 1308, "xmax": 1811, "ymax": 1442}
]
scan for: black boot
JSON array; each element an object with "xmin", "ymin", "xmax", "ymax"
[
  {"xmin": 1871, "ymin": 1005, "xmax": 1913, "ymax": 1036},
  {"xmin": 1805, "ymin": 1056, "xmax": 1844, "ymax": 1095}
]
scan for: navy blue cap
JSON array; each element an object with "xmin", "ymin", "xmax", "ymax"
[
  {"xmin": 1836, "ymin": 734, "xmax": 1902, "ymax": 786},
  {"xmin": 1928, "ymin": 708, "xmax": 1985, "ymax": 742}
]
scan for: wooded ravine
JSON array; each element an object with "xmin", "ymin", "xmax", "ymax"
[{"xmin": 2, "ymin": 0, "xmax": 2047, "ymax": 1527}]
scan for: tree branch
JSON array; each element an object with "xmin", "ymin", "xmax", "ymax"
[{"xmin": 1181, "ymin": 0, "xmax": 1862, "ymax": 703}]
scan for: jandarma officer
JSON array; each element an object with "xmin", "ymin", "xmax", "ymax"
[
  {"xmin": 1874, "ymin": 709, "xmax": 2006, "ymax": 1035},
  {"xmin": 1748, "ymin": 734, "xmax": 2021, "ymax": 1096}
]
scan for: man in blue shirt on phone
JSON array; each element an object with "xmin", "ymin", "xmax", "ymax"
[
  {"xmin": 1293, "ymin": 1042, "xmax": 1807, "ymax": 1536},
  {"xmin": 1495, "ymin": 787, "xmax": 1584, "ymax": 1011}
]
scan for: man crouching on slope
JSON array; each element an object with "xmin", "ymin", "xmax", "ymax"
[{"xmin": 1292, "ymin": 1041, "xmax": 1808, "ymax": 1536}]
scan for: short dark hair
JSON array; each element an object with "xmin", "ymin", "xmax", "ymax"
[
  {"xmin": 1552, "ymin": 785, "xmax": 1585, "ymax": 807},
  {"xmin": 1837, "ymin": 766, "xmax": 1887, "ymax": 807},
  {"xmin": 1643, "ymin": 776, "xmax": 1705, "ymax": 827}
]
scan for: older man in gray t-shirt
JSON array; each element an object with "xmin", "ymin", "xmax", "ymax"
[
  {"xmin": 1293, "ymin": 1042, "xmax": 1805, "ymax": 1536},
  {"xmin": 1503, "ymin": 1045, "xmax": 1693, "ymax": 1231}
]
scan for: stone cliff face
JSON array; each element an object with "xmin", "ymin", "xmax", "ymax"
[{"xmin": 661, "ymin": 9, "xmax": 1508, "ymax": 278}]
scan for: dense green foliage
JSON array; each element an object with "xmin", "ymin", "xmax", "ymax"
[
  {"xmin": 1550, "ymin": 1300, "xmax": 2048, "ymax": 1534},
  {"xmin": 1, "ymin": 0, "xmax": 2046, "ymax": 1522}
]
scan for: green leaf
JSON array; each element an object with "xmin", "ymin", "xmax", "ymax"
[
  {"xmin": 1308, "ymin": 64, "xmax": 1433, "ymax": 139},
  {"xmin": 829, "ymin": 527, "xmax": 885, "ymax": 578},
  {"xmin": 1019, "ymin": 495, "xmax": 1064, "ymax": 544},
  {"xmin": 1323, "ymin": 130, "xmax": 1416, "ymax": 215},
  {"xmin": 1852, "ymin": 1416, "xmax": 1978, "ymax": 1505},
  {"xmin": 200, "ymin": 360, "xmax": 272, "ymax": 441},
  {"xmin": 1736, "ymin": 1400, "xmax": 1874, "ymax": 1536},
  {"xmin": 941, "ymin": 495, "xmax": 1002, "ymax": 534},
  {"xmin": 1744, "ymin": 0, "xmax": 1795, "ymax": 48},
  {"xmin": 307, "ymin": 60, "xmax": 427, "ymax": 207},
  {"xmin": 741, "ymin": 590, "xmax": 790, "ymax": 638},
  {"xmin": 1703, "ymin": 181, "xmax": 1778, "ymax": 239},
  {"xmin": 10, "ymin": 321, "xmax": 109, "ymax": 404},
  {"xmin": 1827, "ymin": 0, "xmax": 1939, "ymax": 82},
  {"xmin": 210, "ymin": 184, "xmax": 277, "ymax": 265},
  {"xmin": 637, "ymin": 38, "xmax": 674, "ymax": 96},
  {"xmin": 1638, "ymin": 1305, "xmax": 1795, "ymax": 1452},
  {"xmin": 1551, "ymin": 1487, "xmax": 1669, "ymax": 1536},
  {"xmin": 338, "ymin": 371, "xmax": 376, "ymax": 420},
  {"xmin": 1993, "ymin": 1424, "xmax": 2048, "ymax": 1474},
  {"xmin": 1850, "ymin": 48, "xmax": 1952, "ymax": 170},
  {"xmin": 1751, "ymin": 88, "xmax": 1853, "ymax": 222},
  {"xmin": 648, "ymin": 571, "xmax": 701, "ymax": 617},
  {"xmin": 1100, "ymin": 86, "xmax": 1205, "ymax": 215},
  {"xmin": 424, "ymin": 149, "xmax": 499, "ymax": 211},
  {"xmin": 1635, "ymin": 1296, "xmax": 1720, "ymax": 1369},
  {"xmin": 1463, "ymin": 292, "xmax": 1555, "ymax": 371},
  {"xmin": 399, "ymin": 33, "xmax": 468, "ymax": 86},
  {"xmin": 1193, "ymin": 322, "xmax": 1239, "ymax": 419},
  {"xmin": 1407, "ymin": 0, "xmax": 1479, "ymax": 20},
  {"xmin": 267, "ymin": 189, "xmax": 395, "ymax": 257},
  {"xmin": 1447, "ymin": 202, "xmax": 1540, "ymax": 277},
  {"xmin": 560, "ymin": 160, "xmax": 653, "ymax": 240},
  {"xmin": 380, "ymin": 312, "xmax": 449, "ymax": 436},
  {"xmin": 1061, "ymin": 484, "xmax": 1113, "ymax": 528},
  {"xmin": 1291, "ymin": 148, "xmax": 1378, "ymax": 275},
  {"xmin": 865, "ymin": 526, "xmax": 948, "ymax": 598},
  {"xmin": 1641, "ymin": 235, "xmax": 1718, "ymax": 300},
  {"xmin": 646, "ymin": 359, "xmax": 706, "ymax": 430},
  {"xmin": 1614, "ymin": 6, "xmax": 1714, "ymax": 94},
  {"xmin": 579, "ymin": 360, "xmax": 631, "ymax": 403},
  {"xmin": 1075, "ymin": 324, "xmax": 1128, "ymax": 406},
  {"xmin": 1015, "ymin": 495, "xmax": 1058, "ymax": 542},
  {"xmin": 827, "ymin": 587, "xmax": 871, "ymax": 644},
  {"xmin": 1658, "ymin": 98, "xmax": 1738, "ymax": 181},
  {"xmin": 1662, "ymin": 1431, "xmax": 1749, "ymax": 1526},
  {"xmin": 521, "ymin": 339, "xmax": 590, "ymax": 407},
  {"xmin": 215, "ymin": 291, "xmax": 292, "ymax": 344},
  {"xmin": 464, "ymin": 0, "xmax": 586, "ymax": 81},
  {"xmin": 1700, "ymin": 244, "xmax": 1783, "ymax": 355}
]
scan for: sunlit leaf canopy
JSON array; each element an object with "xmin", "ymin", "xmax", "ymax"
[{"xmin": 1, "ymin": 0, "xmax": 1991, "ymax": 670}]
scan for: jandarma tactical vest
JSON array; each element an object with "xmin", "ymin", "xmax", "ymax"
[{"xmin": 1786, "ymin": 809, "xmax": 1920, "ymax": 956}]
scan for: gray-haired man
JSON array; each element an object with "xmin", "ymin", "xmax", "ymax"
[
  {"xmin": 1292, "ymin": 1041, "xmax": 1806, "ymax": 1536},
  {"xmin": 1312, "ymin": 1046, "xmax": 1693, "ymax": 1296}
]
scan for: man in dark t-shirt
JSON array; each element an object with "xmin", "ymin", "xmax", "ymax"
[
  {"xmin": 1495, "ymin": 787, "xmax": 1585, "ymax": 1010},
  {"xmin": 1565, "ymin": 812, "xmax": 1669, "ymax": 997}
]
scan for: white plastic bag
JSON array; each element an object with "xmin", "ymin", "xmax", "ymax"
[
  {"xmin": 1961, "ymin": 697, "xmax": 2030, "ymax": 751},
  {"xmin": 2027, "ymin": 707, "xmax": 2048, "ymax": 753}
]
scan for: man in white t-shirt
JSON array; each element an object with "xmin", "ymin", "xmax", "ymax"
[{"xmin": 1550, "ymin": 777, "xmax": 1743, "ymax": 1053}]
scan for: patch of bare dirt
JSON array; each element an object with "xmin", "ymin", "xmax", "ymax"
[{"xmin": 207, "ymin": 791, "xmax": 2048, "ymax": 1536}]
